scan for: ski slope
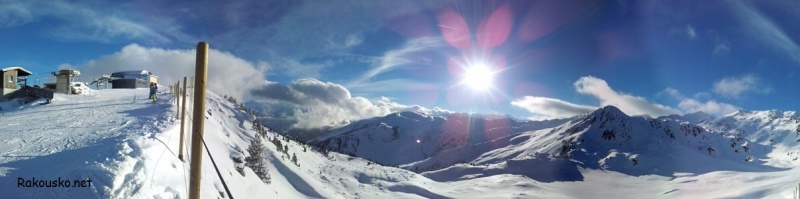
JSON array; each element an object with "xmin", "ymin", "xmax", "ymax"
[{"xmin": 2, "ymin": 88, "xmax": 799, "ymax": 198}]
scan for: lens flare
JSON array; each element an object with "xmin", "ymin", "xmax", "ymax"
[
  {"xmin": 438, "ymin": 9, "xmax": 471, "ymax": 48},
  {"xmin": 462, "ymin": 63, "xmax": 494, "ymax": 91}
]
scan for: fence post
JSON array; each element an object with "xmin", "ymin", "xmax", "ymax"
[
  {"xmin": 176, "ymin": 82, "xmax": 180, "ymax": 118},
  {"xmin": 189, "ymin": 42, "xmax": 209, "ymax": 199},
  {"xmin": 178, "ymin": 77, "xmax": 188, "ymax": 161}
]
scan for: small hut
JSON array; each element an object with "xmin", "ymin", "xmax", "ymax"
[{"xmin": 2, "ymin": 66, "xmax": 33, "ymax": 100}]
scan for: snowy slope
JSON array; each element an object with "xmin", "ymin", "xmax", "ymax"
[
  {"xmin": 307, "ymin": 111, "xmax": 570, "ymax": 168},
  {"xmin": 523, "ymin": 106, "xmax": 778, "ymax": 175},
  {"xmin": 422, "ymin": 106, "xmax": 800, "ymax": 197},
  {"xmin": 181, "ymin": 91, "xmax": 610, "ymax": 199},
  {"xmin": 0, "ymin": 88, "xmax": 319, "ymax": 198},
  {"xmin": 424, "ymin": 106, "xmax": 795, "ymax": 177},
  {"xmin": 658, "ymin": 111, "xmax": 716, "ymax": 124},
  {"xmin": 700, "ymin": 109, "xmax": 800, "ymax": 168},
  {"xmin": 0, "ymin": 89, "xmax": 176, "ymax": 198}
]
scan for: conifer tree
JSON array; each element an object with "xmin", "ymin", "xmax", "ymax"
[{"xmin": 245, "ymin": 134, "xmax": 271, "ymax": 184}]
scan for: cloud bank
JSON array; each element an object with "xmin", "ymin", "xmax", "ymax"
[
  {"xmin": 712, "ymin": 74, "xmax": 769, "ymax": 98},
  {"xmin": 250, "ymin": 79, "xmax": 393, "ymax": 129},
  {"xmin": 662, "ymin": 87, "xmax": 739, "ymax": 116},
  {"xmin": 512, "ymin": 76, "xmax": 742, "ymax": 120},
  {"xmin": 574, "ymin": 76, "xmax": 679, "ymax": 116},
  {"xmin": 510, "ymin": 96, "xmax": 596, "ymax": 118}
]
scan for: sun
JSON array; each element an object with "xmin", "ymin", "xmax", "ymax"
[{"xmin": 462, "ymin": 63, "xmax": 495, "ymax": 91}]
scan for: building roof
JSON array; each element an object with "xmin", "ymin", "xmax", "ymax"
[
  {"xmin": 2, "ymin": 66, "xmax": 32, "ymax": 76},
  {"xmin": 112, "ymin": 70, "xmax": 150, "ymax": 75},
  {"xmin": 111, "ymin": 70, "xmax": 155, "ymax": 77}
]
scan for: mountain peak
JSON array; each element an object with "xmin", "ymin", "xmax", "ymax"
[
  {"xmin": 596, "ymin": 105, "xmax": 627, "ymax": 117},
  {"xmin": 681, "ymin": 111, "xmax": 716, "ymax": 123}
]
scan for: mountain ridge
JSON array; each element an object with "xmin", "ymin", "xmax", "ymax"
[{"xmin": 307, "ymin": 105, "xmax": 800, "ymax": 178}]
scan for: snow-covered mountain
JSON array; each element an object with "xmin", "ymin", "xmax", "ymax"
[
  {"xmin": 435, "ymin": 106, "xmax": 790, "ymax": 177},
  {"xmin": 658, "ymin": 111, "xmax": 716, "ymax": 124},
  {"xmin": 306, "ymin": 110, "xmax": 571, "ymax": 168},
  {"xmin": 309, "ymin": 105, "xmax": 800, "ymax": 188},
  {"xmin": 700, "ymin": 109, "xmax": 800, "ymax": 167}
]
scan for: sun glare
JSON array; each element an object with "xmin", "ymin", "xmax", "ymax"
[{"xmin": 462, "ymin": 63, "xmax": 494, "ymax": 91}]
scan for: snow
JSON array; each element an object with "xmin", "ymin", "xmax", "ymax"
[
  {"xmin": 2, "ymin": 87, "xmax": 800, "ymax": 198},
  {"xmin": 0, "ymin": 88, "xmax": 173, "ymax": 197}
]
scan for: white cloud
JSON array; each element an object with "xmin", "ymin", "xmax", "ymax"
[
  {"xmin": 657, "ymin": 87, "xmax": 683, "ymax": 98},
  {"xmin": 678, "ymin": 98, "xmax": 738, "ymax": 116},
  {"xmin": 374, "ymin": 96, "xmax": 452, "ymax": 116},
  {"xmin": 662, "ymin": 87, "xmax": 739, "ymax": 116},
  {"xmin": 347, "ymin": 78, "xmax": 439, "ymax": 95},
  {"xmin": 511, "ymin": 77, "xmax": 743, "ymax": 119},
  {"xmin": 510, "ymin": 96, "xmax": 597, "ymax": 118},
  {"xmin": 686, "ymin": 24, "xmax": 697, "ymax": 40},
  {"xmin": 267, "ymin": 56, "xmax": 330, "ymax": 79},
  {"xmin": 251, "ymin": 79, "xmax": 394, "ymax": 129},
  {"xmin": 344, "ymin": 33, "xmax": 365, "ymax": 48},
  {"xmin": 512, "ymin": 76, "xmax": 682, "ymax": 119},
  {"xmin": 65, "ymin": 43, "xmax": 267, "ymax": 100},
  {"xmin": 693, "ymin": 92, "xmax": 712, "ymax": 100},
  {"xmin": 512, "ymin": 77, "xmax": 742, "ymax": 120},
  {"xmin": 712, "ymin": 74, "xmax": 769, "ymax": 98},
  {"xmin": 713, "ymin": 40, "xmax": 731, "ymax": 56},
  {"xmin": 574, "ymin": 76, "xmax": 679, "ymax": 116},
  {"xmin": 0, "ymin": 0, "xmax": 168, "ymax": 43},
  {"xmin": 668, "ymin": 24, "xmax": 698, "ymax": 40},
  {"xmin": 730, "ymin": 1, "xmax": 800, "ymax": 64},
  {"xmin": 0, "ymin": 2, "xmax": 34, "ymax": 27},
  {"xmin": 250, "ymin": 79, "xmax": 452, "ymax": 129},
  {"xmin": 351, "ymin": 37, "xmax": 444, "ymax": 85}
]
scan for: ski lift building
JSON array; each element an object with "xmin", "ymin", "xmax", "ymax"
[
  {"xmin": 110, "ymin": 70, "xmax": 158, "ymax": 89},
  {"xmin": 2, "ymin": 66, "xmax": 33, "ymax": 100},
  {"xmin": 52, "ymin": 69, "xmax": 81, "ymax": 94}
]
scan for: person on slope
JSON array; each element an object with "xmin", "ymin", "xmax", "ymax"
[
  {"xmin": 148, "ymin": 83, "xmax": 153, "ymax": 99},
  {"xmin": 150, "ymin": 83, "xmax": 158, "ymax": 103}
]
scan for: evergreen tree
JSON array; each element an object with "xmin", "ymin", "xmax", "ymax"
[
  {"xmin": 252, "ymin": 119, "xmax": 259, "ymax": 129},
  {"xmin": 245, "ymin": 134, "xmax": 271, "ymax": 184},
  {"xmin": 291, "ymin": 153, "xmax": 298, "ymax": 166},
  {"xmin": 274, "ymin": 139, "xmax": 283, "ymax": 153}
]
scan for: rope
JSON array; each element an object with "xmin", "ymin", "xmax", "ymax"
[
  {"xmin": 176, "ymin": 81, "xmax": 195, "ymax": 197},
  {"xmin": 202, "ymin": 136, "xmax": 235, "ymax": 199},
  {"xmin": 174, "ymin": 77, "xmax": 233, "ymax": 198},
  {"xmin": 183, "ymin": 157, "xmax": 189, "ymax": 197},
  {"xmin": 149, "ymin": 114, "xmax": 175, "ymax": 192}
]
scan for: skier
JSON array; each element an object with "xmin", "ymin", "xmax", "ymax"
[{"xmin": 149, "ymin": 83, "xmax": 158, "ymax": 103}]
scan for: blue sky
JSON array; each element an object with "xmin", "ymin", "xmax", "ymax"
[{"xmin": 1, "ymin": 0, "xmax": 799, "ymax": 126}]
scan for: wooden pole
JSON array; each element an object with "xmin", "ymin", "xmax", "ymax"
[
  {"xmin": 189, "ymin": 42, "xmax": 209, "ymax": 199},
  {"xmin": 176, "ymin": 82, "xmax": 180, "ymax": 118},
  {"xmin": 178, "ymin": 77, "xmax": 188, "ymax": 161}
]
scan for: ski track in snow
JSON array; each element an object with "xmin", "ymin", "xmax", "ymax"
[{"xmin": 0, "ymin": 89, "xmax": 173, "ymax": 198}]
